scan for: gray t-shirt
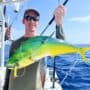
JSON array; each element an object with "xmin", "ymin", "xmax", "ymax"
[{"xmin": 4, "ymin": 36, "xmax": 43, "ymax": 90}]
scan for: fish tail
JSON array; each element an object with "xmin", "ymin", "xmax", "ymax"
[
  {"xmin": 81, "ymin": 47, "xmax": 90, "ymax": 52},
  {"xmin": 79, "ymin": 47, "xmax": 90, "ymax": 62}
]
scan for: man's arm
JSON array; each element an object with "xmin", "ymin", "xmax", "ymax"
[
  {"xmin": 54, "ymin": 5, "xmax": 66, "ymax": 40},
  {"xmin": 56, "ymin": 25, "xmax": 65, "ymax": 40}
]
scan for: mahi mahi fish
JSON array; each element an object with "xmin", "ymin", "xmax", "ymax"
[{"xmin": 7, "ymin": 36, "xmax": 90, "ymax": 77}]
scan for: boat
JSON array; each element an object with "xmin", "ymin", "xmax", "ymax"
[
  {"xmin": 44, "ymin": 67, "xmax": 62, "ymax": 90},
  {"xmin": 0, "ymin": 67, "xmax": 6, "ymax": 90}
]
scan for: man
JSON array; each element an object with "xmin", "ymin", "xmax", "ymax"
[{"xmin": 3, "ymin": 5, "xmax": 66, "ymax": 90}]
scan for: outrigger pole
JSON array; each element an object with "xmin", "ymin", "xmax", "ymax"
[
  {"xmin": 0, "ymin": 6, "xmax": 6, "ymax": 67},
  {"xmin": 0, "ymin": 1, "xmax": 24, "ymax": 89}
]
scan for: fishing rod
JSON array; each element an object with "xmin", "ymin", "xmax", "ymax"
[
  {"xmin": 50, "ymin": 0, "xmax": 68, "ymax": 88},
  {"xmin": 40, "ymin": 0, "xmax": 68, "ymax": 35},
  {"xmin": 40, "ymin": 0, "xmax": 69, "ymax": 88}
]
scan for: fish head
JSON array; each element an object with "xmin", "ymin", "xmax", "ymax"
[{"xmin": 7, "ymin": 59, "xmax": 19, "ymax": 70}]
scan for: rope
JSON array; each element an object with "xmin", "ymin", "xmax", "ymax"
[{"xmin": 60, "ymin": 58, "xmax": 79, "ymax": 85}]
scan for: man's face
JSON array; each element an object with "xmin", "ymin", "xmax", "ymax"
[{"xmin": 23, "ymin": 11, "xmax": 39, "ymax": 32}]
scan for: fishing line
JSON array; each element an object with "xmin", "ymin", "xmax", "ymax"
[
  {"xmin": 9, "ymin": 2, "xmax": 25, "ymax": 28},
  {"xmin": 60, "ymin": 58, "xmax": 79, "ymax": 85},
  {"xmin": 16, "ymin": 68, "xmax": 26, "ymax": 77}
]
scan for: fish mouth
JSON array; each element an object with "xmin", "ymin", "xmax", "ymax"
[
  {"xmin": 7, "ymin": 64, "xmax": 15, "ymax": 69},
  {"xmin": 7, "ymin": 63, "xmax": 18, "ymax": 69},
  {"xmin": 7, "ymin": 62, "xmax": 19, "ymax": 69}
]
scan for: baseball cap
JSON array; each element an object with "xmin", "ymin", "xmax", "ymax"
[{"xmin": 23, "ymin": 9, "xmax": 40, "ymax": 18}]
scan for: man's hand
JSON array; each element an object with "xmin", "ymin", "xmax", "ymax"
[
  {"xmin": 54, "ymin": 5, "xmax": 66, "ymax": 26},
  {"xmin": 5, "ymin": 26, "xmax": 11, "ymax": 40}
]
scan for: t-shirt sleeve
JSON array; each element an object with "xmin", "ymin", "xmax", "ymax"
[{"xmin": 56, "ymin": 25, "xmax": 65, "ymax": 40}]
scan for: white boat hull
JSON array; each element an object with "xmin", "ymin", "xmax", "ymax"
[
  {"xmin": 0, "ymin": 67, "xmax": 6, "ymax": 90},
  {"xmin": 44, "ymin": 68, "xmax": 62, "ymax": 90}
]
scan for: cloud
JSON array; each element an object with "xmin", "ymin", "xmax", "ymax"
[{"xmin": 68, "ymin": 15, "xmax": 90, "ymax": 23}]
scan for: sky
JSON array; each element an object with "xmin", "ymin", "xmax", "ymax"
[{"xmin": 1, "ymin": 0, "xmax": 90, "ymax": 44}]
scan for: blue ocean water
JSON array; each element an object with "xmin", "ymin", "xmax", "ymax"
[
  {"xmin": 0, "ymin": 44, "xmax": 90, "ymax": 90},
  {"xmin": 47, "ymin": 44, "xmax": 90, "ymax": 90}
]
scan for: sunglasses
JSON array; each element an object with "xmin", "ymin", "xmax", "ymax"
[{"xmin": 24, "ymin": 15, "xmax": 39, "ymax": 21}]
